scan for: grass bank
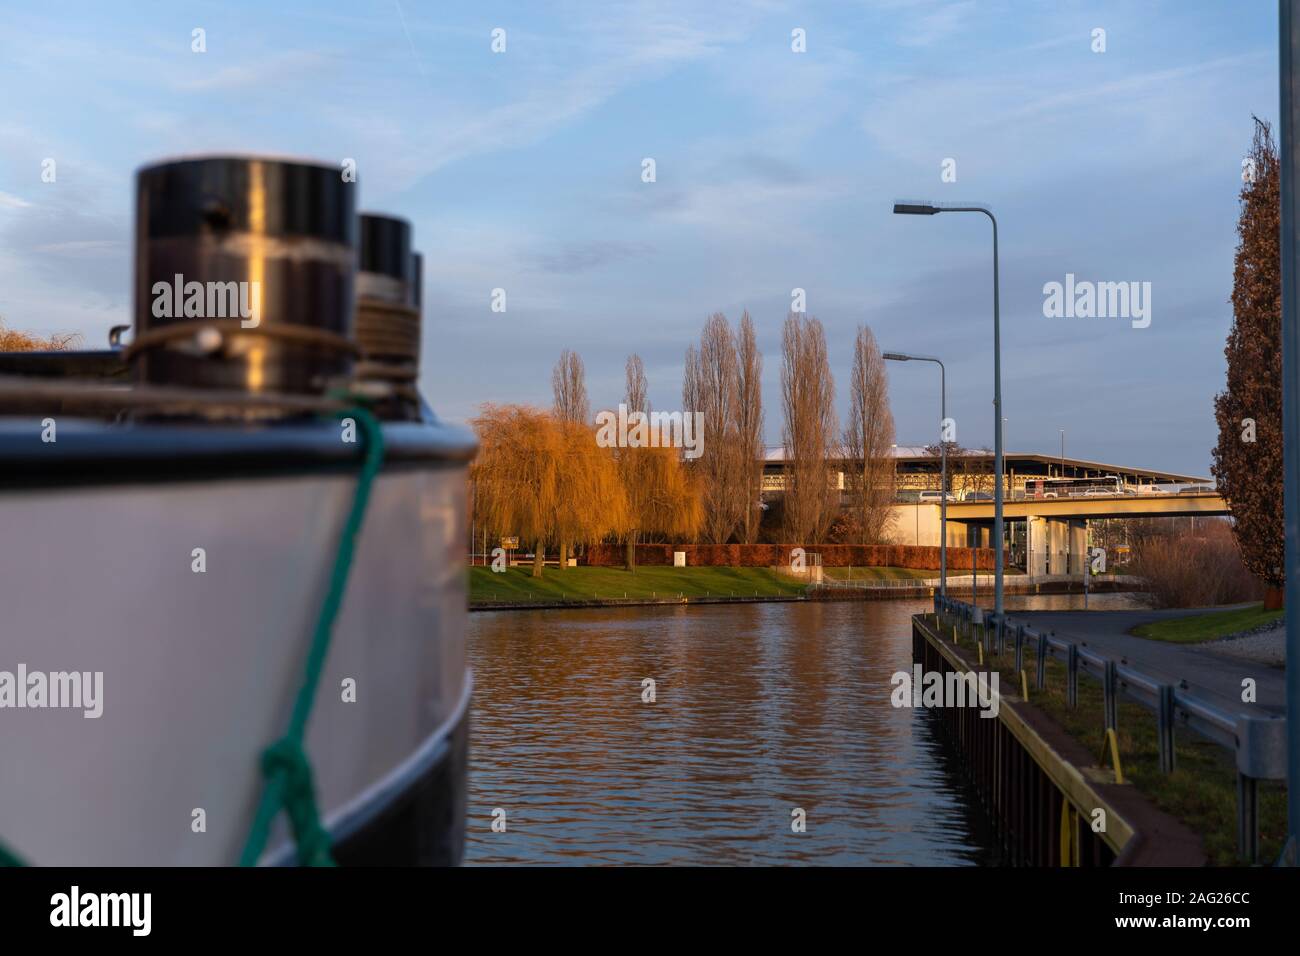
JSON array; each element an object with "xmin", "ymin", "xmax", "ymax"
[
  {"xmin": 947, "ymin": 615, "xmax": 1287, "ymax": 865},
  {"xmin": 1130, "ymin": 603, "xmax": 1282, "ymax": 644},
  {"xmin": 469, "ymin": 565, "xmax": 809, "ymax": 605}
]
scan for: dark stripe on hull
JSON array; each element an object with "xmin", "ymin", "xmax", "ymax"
[{"xmin": 331, "ymin": 709, "xmax": 468, "ymax": 867}]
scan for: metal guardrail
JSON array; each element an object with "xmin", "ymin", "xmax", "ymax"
[
  {"xmin": 931, "ymin": 593, "xmax": 1286, "ymax": 863},
  {"xmin": 818, "ymin": 576, "xmax": 931, "ymax": 590},
  {"xmin": 819, "ymin": 573, "xmax": 1145, "ymax": 591}
]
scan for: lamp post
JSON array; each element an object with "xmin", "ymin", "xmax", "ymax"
[
  {"xmin": 884, "ymin": 351, "xmax": 947, "ymax": 597},
  {"xmin": 894, "ymin": 201, "xmax": 1004, "ymax": 621}
]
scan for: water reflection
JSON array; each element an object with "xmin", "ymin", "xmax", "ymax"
[{"xmin": 466, "ymin": 598, "xmax": 1027, "ymax": 865}]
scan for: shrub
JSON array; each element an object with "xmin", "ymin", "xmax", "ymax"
[
  {"xmin": 0, "ymin": 319, "xmax": 80, "ymax": 352},
  {"xmin": 1128, "ymin": 520, "xmax": 1264, "ymax": 608}
]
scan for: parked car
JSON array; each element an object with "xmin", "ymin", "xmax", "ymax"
[
  {"xmin": 962, "ymin": 491, "xmax": 994, "ymax": 501},
  {"xmin": 918, "ymin": 490, "xmax": 957, "ymax": 503}
]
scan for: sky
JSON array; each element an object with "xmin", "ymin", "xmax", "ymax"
[{"xmin": 0, "ymin": 0, "xmax": 1280, "ymax": 477}]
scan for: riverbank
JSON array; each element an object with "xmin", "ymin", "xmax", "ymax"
[
  {"xmin": 469, "ymin": 566, "xmax": 807, "ymax": 610},
  {"xmin": 469, "ymin": 565, "xmax": 1137, "ymax": 610},
  {"xmin": 921, "ymin": 610, "xmax": 1286, "ymax": 865}
]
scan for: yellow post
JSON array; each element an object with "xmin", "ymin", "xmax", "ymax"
[
  {"xmin": 1100, "ymin": 728, "xmax": 1125, "ymax": 784},
  {"xmin": 1019, "ymin": 669, "xmax": 1029, "ymax": 700},
  {"xmin": 977, "ymin": 641, "xmax": 984, "ymax": 666},
  {"xmin": 1055, "ymin": 790, "xmax": 1076, "ymax": 868},
  {"xmin": 953, "ymin": 624, "xmax": 959, "ymax": 645}
]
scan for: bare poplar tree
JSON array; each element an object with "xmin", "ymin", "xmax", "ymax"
[
  {"xmin": 624, "ymin": 353, "xmax": 648, "ymax": 413},
  {"xmin": 552, "ymin": 349, "xmax": 590, "ymax": 424},
  {"xmin": 683, "ymin": 313, "xmax": 745, "ymax": 544},
  {"xmin": 622, "ymin": 353, "xmax": 648, "ymax": 569},
  {"xmin": 780, "ymin": 313, "xmax": 838, "ymax": 543},
  {"xmin": 843, "ymin": 324, "xmax": 896, "ymax": 543},
  {"xmin": 735, "ymin": 312, "xmax": 765, "ymax": 543}
]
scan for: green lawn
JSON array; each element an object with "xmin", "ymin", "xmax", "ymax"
[
  {"xmin": 938, "ymin": 613, "xmax": 1288, "ymax": 866},
  {"xmin": 1130, "ymin": 603, "xmax": 1282, "ymax": 644},
  {"xmin": 469, "ymin": 565, "xmax": 809, "ymax": 604}
]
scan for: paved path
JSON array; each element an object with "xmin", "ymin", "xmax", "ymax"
[{"xmin": 1012, "ymin": 606, "xmax": 1287, "ymax": 718}]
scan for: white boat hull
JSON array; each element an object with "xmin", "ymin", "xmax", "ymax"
[{"xmin": 0, "ymin": 462, "xmax": 469, "ymax": 865}]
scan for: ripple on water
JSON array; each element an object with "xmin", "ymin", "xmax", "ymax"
[{"xmin": 465, "ymin": 599, "xmax": 1011, "ymax": 865}]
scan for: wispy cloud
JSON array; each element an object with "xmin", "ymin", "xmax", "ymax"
[
  {"xmin": 895, "ymin": 0, "xmax": 978, "ymax": 48},
  {"xmin": 173, "ymin": 50, "xmax": 331, "ymax": 92},
  {"xmin": 530, "ymin": 240, "xmax": 653, "ymax": 275}
]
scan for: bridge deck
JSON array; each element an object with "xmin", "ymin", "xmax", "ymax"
[{"xmin": 937, "ymin": 492, "xmax": 1228, "ymax": 520}]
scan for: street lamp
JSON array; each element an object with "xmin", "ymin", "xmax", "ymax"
[
  {"xmin": 894, "ymin": 200, "xmax": 1004, "ymax": 622},
  {"xmin": 883, "ymin": 351, "xmax": 947, "ymax": 597}
]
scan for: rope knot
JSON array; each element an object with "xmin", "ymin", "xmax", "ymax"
[{"xmin": 260, "ymin": 738, "xmax": 335, "ymax": 867}]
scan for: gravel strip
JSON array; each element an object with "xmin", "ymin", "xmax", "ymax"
[{"xmin": 1206, "ymin": 621, "xmax": 1287, "ymax": 667}]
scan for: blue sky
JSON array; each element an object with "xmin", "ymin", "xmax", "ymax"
[{"xmin": 0, "ymin": 0, "xmax": 1279, "ymax": 476}]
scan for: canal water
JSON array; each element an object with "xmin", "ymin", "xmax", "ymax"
[{"xmin": 464, "ymin": 592, "xmax": 1143, "ymax": 865}]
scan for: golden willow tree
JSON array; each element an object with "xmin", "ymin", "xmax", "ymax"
[
  {"xmin": 470, "ymin": 404, "xmax": 563, "ymax": 578},
  {"xmin": 1212, "ymin": 117, "xmax": 1284, "ymax": 605},
  {"xmin": 843, "ymin": 324, "xmax": 896, "ymax": 543},
  {"xmin": 471, "ymin": 404, "xmax": 627, "ymax": 578},
  {"xmin": 551, "ymin": 417, "xmax": 630, "ymax": 570},
  {"xmin": 780, "ymin": 312, "xmax": 839, "ymax": 543},
  {"xmin": 618, "ymin": 353, "xmax": 703, "ymax": 570}
]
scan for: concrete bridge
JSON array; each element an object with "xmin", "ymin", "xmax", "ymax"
[{"xmin": 891, "ymin": 490, "xmax": 1229, "ymax": 575}]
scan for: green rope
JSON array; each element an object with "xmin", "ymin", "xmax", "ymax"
[{"xmin": 239, "ymin": 406, "xmax": 385, "ymax": 866}]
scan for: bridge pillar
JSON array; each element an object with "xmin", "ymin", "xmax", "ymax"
[
  {"xmin": 1026, "ymin": 515, "xmax": 1048, "ymax": 577},
  {"xmin": 1048, "ymin": 518, "xmax": 1070, "ymax": 575},
  {"xmin": 1069, "ymin": 520, "xmax": 1088, "ymax": 575}
]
